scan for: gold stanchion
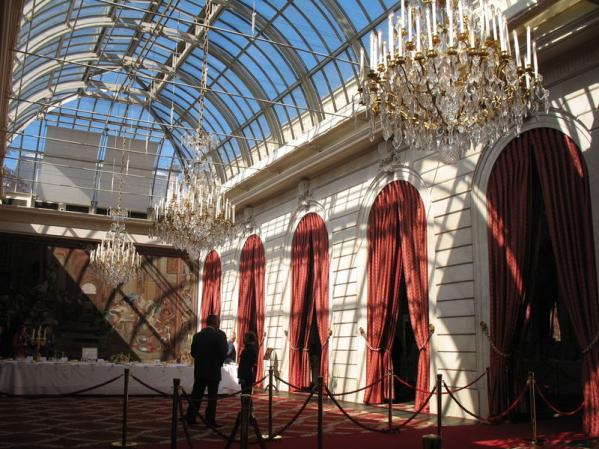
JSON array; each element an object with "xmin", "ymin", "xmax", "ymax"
[
  {"xmin": 317, "ymin": 376, "xmax": 323, "ymax": 449},
  {"xmin": 528, "ymin": 372, "xmax": 542, "ymax": 447}
]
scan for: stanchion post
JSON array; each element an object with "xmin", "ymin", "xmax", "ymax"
[
  {"xmin": 317, "ymin": 376, "xmax": 323, "ymax": 449},
  {"xmin": 268, "ymin": 366, "xmax": 273, "ymax": 439},
  {"xmin": 122, "ymin": 368, "xmax": 129, "ymax": 448},
  {"xmin": 111, "ymin": 368, "xmax": 136, "ymax": 448},
  {"xmin": 240, "ymin": 393, "xmax": 251, "ymax": 449},
  {"xmin": 387, "ymin": 366, "xmax": 393, "ymax": 431},
  {"xmin": 171, "ymin": 378, "xmax": 180, "ymax": 449},
  {"xmin": 529, "ymin": 371, "xmax": 538, "ymax": 447},
  {"xmin": 436, "ymin": 374, "xmax": 442, "ymax": 437}
]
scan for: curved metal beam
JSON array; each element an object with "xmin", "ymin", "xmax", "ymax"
[
  {"xmin": 225, "ymin": 1, "xmax": 324, "ymax": 125},
  {"xmin": 15, "ymin": 13, "xmax": 285, "ymax": 143}
]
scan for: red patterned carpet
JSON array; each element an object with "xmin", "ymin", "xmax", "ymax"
[{"xmin": 0, "ymin": 392, "xmax": 593, "ymax": 449}]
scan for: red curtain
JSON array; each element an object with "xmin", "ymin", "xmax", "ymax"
[
  {"xmin": 237, "ymin": 234, "xmax": 266, "ymax": 383},
  {"xmin": 289, "ymin": 213, "xmax": 329, "ymax": 390},
  {"xmin": 365, "ymin": 181, "xmax": 430, "ymax": 409},
  {"xmin": 200, "ymin": 250, "xmax": 221, "ymax": 326},
  {"xmin": 530, "ymin": 128, "xmax": 599, "ymax": 437},
  {"xmin": 364, "ymin": 183, "xmax": 402, "ymax": 404},
  {"xmin": 486, "ymin": 133, "xmax": 533, "ymax": 416},
  {"xmin": 397, "ymin": 182, "xmax": 431, "ymax": 409}
]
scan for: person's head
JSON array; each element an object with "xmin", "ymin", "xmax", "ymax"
[
  {"xmin": 206, "ymin": 314, "xmax": 220, "ymax": 329},
  {"xmin": 243, "ymin": 331, "xmax": 258, "ymax": 347}
]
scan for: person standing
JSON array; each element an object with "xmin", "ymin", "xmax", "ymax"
[
  {"xmin": 185, "ymin": 314, "xmax": 227, "ymax": 427},
  {"xmin": 238, "ymin": 331, "xmax": 258, "ymax": 394}
]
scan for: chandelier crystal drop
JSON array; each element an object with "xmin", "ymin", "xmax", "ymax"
[
  {"xmin": 150, "ymin": 0, "xmax": 236, "ymax": 256},
  {"xmin": 359, "ymin": 0, "xmax": 549, "ymax": 162}
]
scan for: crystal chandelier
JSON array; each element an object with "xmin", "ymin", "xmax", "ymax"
[
  {"xmin": 150, "ymin": 152, "xmax": 236, "ymax": 258},
  {"xmin": 150, "ymin": 0, "xmax": 236, "ymax": 257},
  {"xmin": 359, "ymin": 0, "xmax": 549, "ymax": 162},
  {"xmin": 90, "ymin": 142, "xmax": 141, "ymax": 286}
]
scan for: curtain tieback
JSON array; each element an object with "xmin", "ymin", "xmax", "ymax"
[
  {"xmin": 480, "ymin": 321, "xmax": 512, "ymax": 358},
  {"xmin": 284, "ymin": 329, "xmax": 303, "ymax": 351},
  {"xmin": 418, "ymin": 324, "xmax": 435, "ymax": 352},
  {"xmin": 581, "ymin": 329, "xmax": 599, "ymax": 355},
  {"xmin": 358, "ymin": 326, "xmax": 384, "ymax": 352}
]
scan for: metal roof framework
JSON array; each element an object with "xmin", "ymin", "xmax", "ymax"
[{"xmin": 6, "ymin": 0, "xmax": 397, "ymax": 208}]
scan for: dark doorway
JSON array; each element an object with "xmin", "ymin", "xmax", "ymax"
[
  {"xmin": 390, "ymin": 272, "xmax": 418, "ymax": 403},
  {"xmin": 511, "ymin": 160, "xmax": 582, "ymax": 417}
]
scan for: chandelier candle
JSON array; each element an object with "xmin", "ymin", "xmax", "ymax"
[{"xmin": 360, "ymin": 0, "xmax": 549, "ymax": 162}]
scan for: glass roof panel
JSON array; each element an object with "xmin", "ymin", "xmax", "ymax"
[{"xmin": 8, "ymin": 0, "xmax": 390, "ymax": 197}]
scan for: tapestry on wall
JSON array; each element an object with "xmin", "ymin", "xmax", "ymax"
[{"xmin": 0, "ymin": 235, "xmax": 197, "ymax": 362}]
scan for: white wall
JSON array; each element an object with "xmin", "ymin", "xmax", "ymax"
[{"xmin": 201, "ymin": 40, "xmax": 599, "ymax": 421}]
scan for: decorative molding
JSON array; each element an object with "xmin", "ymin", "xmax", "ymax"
[
  {"xmin": 377, "ymin": 140, "xmax": 406, "ymax": 172},
  {"xmin": 296, "ymin": 178, "xmax": 312, "ymax": 210}
]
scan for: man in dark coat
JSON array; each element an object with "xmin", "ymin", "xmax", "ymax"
[{"xmin": 185, "ymin": 314, "xmax": 228, "ymax": 427}]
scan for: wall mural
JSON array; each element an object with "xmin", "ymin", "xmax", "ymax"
[{"xmin": 0, "ymin": 234, "xmax": 197, "ymax": 362}]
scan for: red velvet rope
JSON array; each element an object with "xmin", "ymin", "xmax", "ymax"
[
  {"xmin": 534, "ymin": 382, "xmax": 584, "ymax": 416},
  {"xmin": 443, "ymin": 381, "xmax": 529, "ymax": 423},
  {"xmin": 444, "ymin": 371, "xmax": 487, "ymax": 393},
  {"xmin": 270, "ymin": 389, "xmax": 315, "ymax": 438},
  {"xmin": 393, "ymin": 374, "xmax": 431, "ymax": 394},
  {"xmin": 130, "ymin": 375, "xmax": 171, "ymax": 397},
  {"xmin": 328, "ymin": 373, "xmax": 389, "ymax": 397},
  {"xmin": 274, "ymin": 374, "xmax": 312, "ymax": 392}
]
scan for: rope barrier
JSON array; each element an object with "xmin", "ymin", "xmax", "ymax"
[
  {"xmin": 480, "ymin": 321, "xmax": 512, "ymax": 358},
  {"xmin": 444, "ymin": 371, "xmax": 488, "ymax": 394},
  {"xmin": 130, "ymin": 375, "xmax": 172, "ymax": 397},
  {"xmin": 270, "ymin": 389, "xmax": 315, "ymax": 438},
  {"xmin": 324, "ymin": 384, "xmax": 437, "ymax": 433},
  {"xmin": 179, "ymin": 388, "xmax": 237, "ymax": 441},
  {"xmin": 393, "ymin": 374, "xmax": 430, "ymax": 394},
  {"xmin": 273, "ymin": 374, "xmax": 313, "ymax": 392},
  {"xmin": 176, "ymin": 389, "xmax": 194, "ymax": 449},
  {"xmin": 442, "ymin": 380, "xmax": 529, "ymax": 423},
  {"xmin": 396, "ymin": 386, "xmax": 437, "ymax": 429},
  {"xmin": 7, "ymin": 374, "xmax": 125, "ymax": 398},
  {"xmin": 328, "ymin": 374, "xmax": 388, "ymax": 397},
  {"xmin": 57, "ymin": 374, "xmax": 125, "ymax": 396},
  {"xmin": 325, "ymin": 384, "xmax": 390, "ymax": 433},
  {"xmin": 534, "ymin": 382, "xmax": 584, "ymax": 416}
]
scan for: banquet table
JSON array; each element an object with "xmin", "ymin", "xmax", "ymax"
[{"xmin": 0, "ymin": 360, "xmax": 240, "ymax": 395}]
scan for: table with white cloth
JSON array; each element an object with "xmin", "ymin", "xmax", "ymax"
[{"xmin": 0, "ymin": 360, "xmax": 240, "ymax": 395}]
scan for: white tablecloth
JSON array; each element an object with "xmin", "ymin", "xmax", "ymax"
[{"xmin": 0, "ymin": 360, "xmax": 240, "ymax": 395}]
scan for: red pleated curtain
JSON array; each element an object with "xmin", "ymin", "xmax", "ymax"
[
  {"xmin": 487, "ymin": 128, "xmax": 599, "ymax": 436},
  {"xmin": 364, "ymin": 181, "xmax": 431, "ymax": 410},
  {"xmin": 237, "ymin": 234, "xmax": 266, "ymax": 383},
  {"xmin": 486, "ymin": 133, "xmax": 533, "ymax": 416},
  {"xmin": 200, "ymin": 250, "xmax": 221, "ymax": 326},
  {"xmin": 289, "ymin": 213, "xmax": 329, "ymax": 390}
]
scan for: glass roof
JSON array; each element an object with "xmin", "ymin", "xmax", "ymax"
[{"xmin": 5, "ymin": 0, "xmax": 398, "ymax": 212}]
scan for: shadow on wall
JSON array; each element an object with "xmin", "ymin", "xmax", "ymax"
[{"xmin": 0, "ymin": 234, "xmax": 198, "ymax": 362}]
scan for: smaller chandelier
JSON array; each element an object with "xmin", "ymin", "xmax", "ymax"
[
  {"xmin": 359, "ymin": 0, "xmax": 549, "ymax": 162},
  {"xmin": 90, "ymin": 206, "xmax": 141, "ymax": 287}
]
